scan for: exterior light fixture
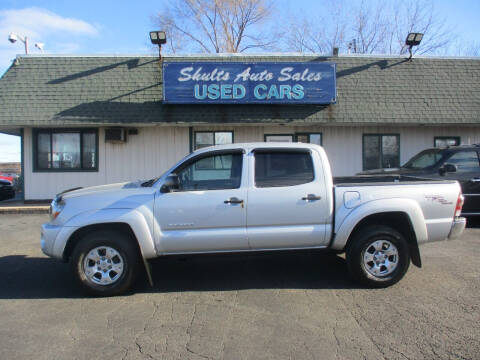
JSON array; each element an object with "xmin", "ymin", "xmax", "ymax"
[
  {"xmin": 150, "ymin": 30, "xmax": 167, "ymax": 59},
  {"xmin": 35, "ymin": 43, "xmax": 45, "ymax": 53},
  {"xmin": 8, "ymin": 32, "xmax": 29, "ymax": 54},
  {"xmin": 405, "ymin": 32, "xmax": 424, "ymax": 60},
  {"xmin": 150, "ymin": 31, "xmax": 167, "ymax": 45}
]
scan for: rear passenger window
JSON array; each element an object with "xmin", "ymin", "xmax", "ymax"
[{"xmin": 254, "ymin": 151, "xmax": 314, "ymax": 187}]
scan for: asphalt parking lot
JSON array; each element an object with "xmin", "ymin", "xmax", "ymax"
[{"xmin": 0, "ymin": 214, "xmax": 479, "ymax": 360}]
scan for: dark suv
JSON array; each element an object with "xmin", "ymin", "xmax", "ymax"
[{"xmin": 358, "ymin": 145, "xmax": 480, "ymax": 217}]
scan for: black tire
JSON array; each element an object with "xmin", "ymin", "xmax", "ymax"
[
  {"xmin": 70, "ymin": 230, "xmax": 140, "ymax": 296},
  {"xmin": 346, "ymin": 225, "xmax": 410, "ymax": 288}
]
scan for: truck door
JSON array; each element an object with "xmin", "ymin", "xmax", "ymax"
[
  {"xmin": 246, "ymin": 148, "xmax": 329, "ymax": 249},
  {"xmin": 154, "ymin": 149, "xmax": 248, "ymax": 253},
  {"xmin": 444, "ymin": 150, "xmax": 480, "ymax": 216}
]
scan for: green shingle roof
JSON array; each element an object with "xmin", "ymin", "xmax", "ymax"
[{"xmin": 0, "ymin": 54, "xmax": 479, "ymax": 126}]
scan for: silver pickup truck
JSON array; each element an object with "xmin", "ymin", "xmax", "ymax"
[{"xmin": 41, "ymin": 143, "xmax": 466, "ymax": 296}]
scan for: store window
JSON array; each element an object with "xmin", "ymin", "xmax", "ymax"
[
  {"xmin": 363, "ymin": 134, "xmax": 400, "ymax": 170},
  {"xmin": 264, "ymin": 133, "xmax": 322, "ymax": 145},
  {"xmin": 34, "ymin": 129, "xmax": 98, "ymax": 171},
  {"xmin": 194, "ymin": 131, "xmax": 233, "ymax": 150},
  {"xmin": 434, "ymin": 136, "xmax": 460, "ymax": 147},
  {"xmin": 264, "ymin": 134, "xmax": 294, "ymax": 142},
  {"xmin": 296, "ymin": 133, "xmax": 322, "ymax": 145}
]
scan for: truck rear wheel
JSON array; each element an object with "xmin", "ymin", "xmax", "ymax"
[
  {"xmin": 346, "ymin": 226, "xmax": 410, "ymax": 288},
  {"xmin": 70, "ymin": 230, "xmax": 140, "ymax": 296}
]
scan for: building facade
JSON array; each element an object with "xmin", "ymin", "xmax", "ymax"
[{"xmin": 0, "ymin": 54, "xmax": 479, "ymax": 200}]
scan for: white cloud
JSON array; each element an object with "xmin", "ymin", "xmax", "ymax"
[
  {"xmin": 0, "ymin": 7, "xmax": 98, "ymax": 39},
  {"xmin": 0, "ymin": 7, "xmax": 98, "ymax": 74}
]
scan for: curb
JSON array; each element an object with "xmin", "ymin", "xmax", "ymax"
[{"xmin": 0, "ymin": 207, "xmax": 49, "ymax": 214}]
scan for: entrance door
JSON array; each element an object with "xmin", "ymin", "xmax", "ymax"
[
  {"xmin": 246, "ymin": 149, "xmax": 329, "ymax": 249},
  {"xmin": 154, "ymin": 150, "xmax": 248, "ymax": 253}
]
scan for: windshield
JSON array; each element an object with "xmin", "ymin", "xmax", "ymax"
[{"xmin": 402, "ymin": 149, "xmax": 444, "ymax": 169}]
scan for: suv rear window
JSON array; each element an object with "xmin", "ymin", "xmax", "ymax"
[{"xmin": 254, "ymin": 151, "xmax": 314, "ymax": 188}]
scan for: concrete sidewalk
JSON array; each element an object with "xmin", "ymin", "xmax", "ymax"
[{"xmin": 0, "ymin": 200, "xmax": 49, "ymax": 214}]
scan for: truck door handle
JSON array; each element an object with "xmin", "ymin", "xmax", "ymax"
[
  {"xmin": 224, "ymin": 197, "xmax": 244, "ymax": 204},
  {"xmin": 302, "ymin": 194, "xmax": 322, "ymax": 201}
]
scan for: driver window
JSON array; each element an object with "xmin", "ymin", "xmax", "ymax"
[
  {"xmin": 176, "ymin": 153, "xmax": 243, "ymax": 191},
  {"xmin": 447, "ymin": 151, "xmax": 480, "ymax": 173}
]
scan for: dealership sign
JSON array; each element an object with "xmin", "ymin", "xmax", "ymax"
[{"xmin": 162, "ymin": 62, "xmax": 336, "ymax": 104}]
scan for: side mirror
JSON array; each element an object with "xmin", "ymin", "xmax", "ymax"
[
  {"xmin": 439, "ymin": 163, "xmax": 457, "ymax": 175},
  {"xmin": 160, "ymin": 174, "xmax": 179, "ymax": 193}
]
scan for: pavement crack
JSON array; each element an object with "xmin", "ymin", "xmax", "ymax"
[{"xmin": 135, "ymin": 341, "xmax": 155, "ymax": 360}]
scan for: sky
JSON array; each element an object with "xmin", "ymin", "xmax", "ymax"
[{"xmin": 0, "ymin": 0, "xmax": 479, "ymax": 163}]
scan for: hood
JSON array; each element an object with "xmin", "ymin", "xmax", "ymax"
[
  {"xmin": 60, "ymin": 182, "xmax": 135, "ymax": 199},
  {"xmin": 58, "ymin": 180, "xmax": 154, "ymax": 208},
  {"xmin": 52, "ymin": 180, "xmax": 156, "ymax": 225}
]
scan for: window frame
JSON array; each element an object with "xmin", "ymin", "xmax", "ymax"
[
  {"xmin": 171, "ymin": 149, "xmax": 244, "ymax": 192},
  {"xmin": 193, "ymin": 130, "xmax": 234, "ymax": 150},
  {"xmin": 362, "ymin": 133, "xmax": 400, "ymax": 171},
  {"xmin": 253, "ymin": 149, "xmax": 315, "ymax": 188},
  {"xmin": 32, "ymin": 128, "xmax": 99, "ymax": 172},
  {"xmin": 434, "ymin": 136, "xmax": 461, "ymax": 147}
]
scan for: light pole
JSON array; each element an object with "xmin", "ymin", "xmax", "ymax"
[{"xmin": 8, "ymin": 33, "xmax": 29, "ymax": 54}]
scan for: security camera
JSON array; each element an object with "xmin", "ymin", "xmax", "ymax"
[
  {"xmin": 8, "ymin": 33, "xmax": 18, "ymax": 43},
  {"xmin": 35, "ymin": 43, "xmax": 44, "ymax": 52}
]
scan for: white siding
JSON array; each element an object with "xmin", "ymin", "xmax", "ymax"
[
  {"xmin": 192, "ymin": 125, "xmax": 480, "ymax": 176},
  {"xmin": 24, "ymin": 127, "xmax": 189, "ymax": 200},
  {"xmin": 24, "ymin": 125, "xmax": 480, "ymax": 200}
]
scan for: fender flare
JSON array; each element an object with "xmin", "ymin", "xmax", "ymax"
[
  {"xmin": 331, "ymin": 198, "xmax": 428, "ymax": 252},
  {"xmin": 54, "ymin": 208, "xmax": 157, "ymax": 260}
]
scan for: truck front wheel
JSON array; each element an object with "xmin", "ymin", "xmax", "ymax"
[
  {"xmin": 346, "ymin": 226, "xmax": 410, "ymax": 288},
  {"xmin": 70, "ymin": 230, "xmax": 140, "ymax": 296}
]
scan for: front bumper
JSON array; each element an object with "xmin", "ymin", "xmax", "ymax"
[
  {"xmin": 448, "ymin": 217, "xmax": 466, "ymax": 240},
  {"xmin": 40, "ymin": 223, "xmax": 62, "ymax": 258}
]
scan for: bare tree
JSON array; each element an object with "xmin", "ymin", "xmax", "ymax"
[
  {"xmin": 154, "ymin": 0, "xmax": 276, "ymax": 53},
  {"xmin": 285, "ymin": 0, "xmax": 455, "ymax": 56},
  {"xmin": 286, "ymin": 1, "xmax": 347, "ymax": 54},
  {"xmin": 351, "ymin": 0, "xmax": 389, "ymax": 54},
  {"xmin": 389, "ymin": 0, "xmax": 453, "ymax": 55}
]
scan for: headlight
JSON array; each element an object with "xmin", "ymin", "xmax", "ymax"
[{"xmin": 50, "ymin": 197, "xmax": 65, "ymax": 221}]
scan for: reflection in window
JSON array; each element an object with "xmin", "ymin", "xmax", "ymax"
[
  {"xmin": 265, "ymin": 134, "xmax": 293, "ymax": 142},
  {"xmin": 296, "ymin": 133, "xmax": 322, "ymax": 145},
  {"xmin": 176, "ymin": 153, "xmax": 242, "ymax": 191},
  {"xmin": 447, "ymin": 151, "xmax": 480, "ymax": 172},
  {"xmin": 52, "ymin": 133, "xmax": 80, "ymax": 168},
  {"xmin": 34, "ymin": 129, "xmax": 98, "ymax": 171},
  {"xmin": 402, "ymin": 149, "xmax": 443, "ymax": 169},
  {"xmin": 194, "ymin": 131, "xmax": 233, "ymax": 150},
  {"xmin": 363, "ymin": 134, "xmax": 400, "ymax": 170},
  {"xmin": 434, "ymin": 137, "xmax": 460, "ymax": 147},
  {"xmin": 255, "ymin": 152, "xmax": 314, "ymax": 188}
]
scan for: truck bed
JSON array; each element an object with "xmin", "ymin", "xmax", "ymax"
[{"xmin": 333, "ymin": 174, "xmax": 453, "ymax": 186}]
